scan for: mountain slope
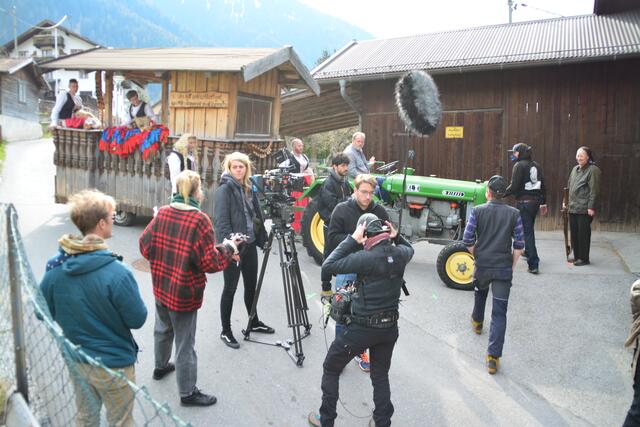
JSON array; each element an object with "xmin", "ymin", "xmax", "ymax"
[{"xmin": 0, "ymin": 0, "xmax": 371, "ymax": 67}]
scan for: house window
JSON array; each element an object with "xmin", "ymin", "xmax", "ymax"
[
  {"xmin": 78, "ymin": 70, "xmax": 87, "ymax": 79},
  {"xmin": 236, "ymin": 94, "xmax": 272, "ymax": 136},
  {"xmin": 17, "ymin": 80, "xmax": 27, "ymax": 104},
  {"xmin": 41, "ymin": 48, "xmax": 53, "ymax": 57},
  {"xmin": 18, "ymin": 50, "xmax": 28, "ymax": 57}
]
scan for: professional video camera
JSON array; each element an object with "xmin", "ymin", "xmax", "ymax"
[
  {"xmin": 251, "ymin": 149, "xmax": 305, "ymax": 227},
  {"xmin": 244, "ymin": 148, "xmax": 311, "ymax": 366}
]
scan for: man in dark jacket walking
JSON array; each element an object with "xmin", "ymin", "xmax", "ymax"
[
  {"xmin": 308, "ymin": 213, "xmax": 414, "ymax": 427},
  {"xmin": 465, "ymin": 176, "xmax": 525, "ymax": 375},
  {"xmin": 504, "ymin": 143, "xmax": 547, "ymax": 274},
  {"xmin": 40, "ymin": 189, "xmax": 147, "ymax": 426},
  {"xmin": 318, "ymin": 154, "xmax": 351, "ymax": 291},
  {"xmin": 324, "ymin": 174, "xmax": 389, "ymax": 372}
]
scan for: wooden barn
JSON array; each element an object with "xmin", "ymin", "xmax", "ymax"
[
  {"xmin": 281, "ymin": 4, "xmax": 640, "ymax": 232},
  {"xmin": 39, "ymin": 47, "xmax": 319, "ymax": 219}
]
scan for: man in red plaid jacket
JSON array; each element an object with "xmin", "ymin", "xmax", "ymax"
[{"xmin": 140, "ymin": 170, "xmax": 241, "ymax": 407}]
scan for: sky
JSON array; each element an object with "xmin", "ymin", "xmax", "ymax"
[{"xmin": 300, "ymin": 0, "xmax": 596, "ymax": 39}]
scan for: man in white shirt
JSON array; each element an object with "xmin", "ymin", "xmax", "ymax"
[
  {"xmin": 279, "ymin": 138, "xmax": 314, "ymax": 176},
  {"xmin": 123, "ymin": 90, "xmax": 158, "ymax": 128},
  {"xmin": 50, "ymin": 79, "xmax": 83, "ymax": 128}
]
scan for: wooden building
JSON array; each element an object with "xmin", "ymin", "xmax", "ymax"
[
  {"xmin": 39, "ymin": 47, "xmax": 319, "ymax": 219},
  {"xmin": 0, "ymin": 58, "xmax": 49, "ymax": 141},
  {"xmin": 282, "ymin": 6, "xmax": 640, "ymax": 231}
]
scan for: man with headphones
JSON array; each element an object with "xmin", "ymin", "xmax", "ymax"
[{"xmin": 308, "ymin": 213, "xmax": 414, "ymax": 427}]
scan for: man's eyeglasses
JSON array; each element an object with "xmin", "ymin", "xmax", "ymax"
[{"xmin": 357, "ymin": 189, "xmax": 374, "ymax": 197}]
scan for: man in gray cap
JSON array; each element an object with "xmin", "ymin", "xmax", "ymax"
[
  {"xmin": 463, "ymin": 175, "xmax": 525, "ymax": 374},
  {"xmin": 308, "ymin": 213, "xmax": 414, "ymax": 427}
]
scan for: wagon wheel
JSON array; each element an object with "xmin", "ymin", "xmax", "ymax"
[{"xmin": 114, "ymin": 210, "xmax": 136, "ymax": 227}]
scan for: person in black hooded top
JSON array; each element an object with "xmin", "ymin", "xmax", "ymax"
[
  {"xmin": 504, "ymin": 142, "xmax": 547, "ymax": 274},
  {"xmin": 213, "ymin": 151, "xmax": 274, "ymax": 349}
]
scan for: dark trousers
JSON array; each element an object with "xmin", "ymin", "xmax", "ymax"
[
  {"xmin": 321, "ymin": 224, "xmax": 332, "ymax": 284},
  {"xmin": 472, "ymin": 278, "xmax": 511, "ymax": 358},
  {"xmin": 624, "ymin": 355, "xmax": 640, "ymax": 426},
  {"xmin": 516, "ymin": 201, "xmax": 540, "ymax": 269},
  {"xmin": 320, "ymin": 324, "xmax": 398, "ymax": 427},
  {"xmin": 220, "ymin": 242, "xmax": 259, "ymax": 332},
  {"xmin": 569, "ymin": 213, "xmax": 592, "ymax": 262}
]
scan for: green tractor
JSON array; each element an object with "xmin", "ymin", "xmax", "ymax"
[{"xmin": 299, "ymin": 164, "xmax": 487, "ymax": 290}]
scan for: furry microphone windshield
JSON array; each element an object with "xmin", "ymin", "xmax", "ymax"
[{"xmin": 395, "ymin": 70, "xmax": 442, "ymax": 136}]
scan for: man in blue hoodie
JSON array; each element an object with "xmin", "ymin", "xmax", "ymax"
[{"xmin": 40, "ymin": 189, "xmax": 147, "ymax": 427}]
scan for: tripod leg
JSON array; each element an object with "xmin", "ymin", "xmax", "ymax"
[
  {"xmin": 243, "ymin": 230, "xmax": 274, "ymax": 339},
  {"xmin": 288, "ymin": 231, "xmax": 311, "ymax": 331}
]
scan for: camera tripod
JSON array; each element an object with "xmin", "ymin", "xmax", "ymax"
[{"xmin": 242, "ymin": 221, "xmax": 311, "ymax": 367}]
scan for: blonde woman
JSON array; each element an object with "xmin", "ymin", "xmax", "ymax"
[
  {"xmin": 214, "ymin": 152, "xmax": 273, "ymax": 349},
  {"xmin": 140, "ymin": 170, "xmax": 241, "ymax": 406},
  {"xmin": 167, "ymin": 134, "xmax": 199, "ymax": 194}
]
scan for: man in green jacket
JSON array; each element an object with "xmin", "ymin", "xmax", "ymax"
[{"xmin": 565, "ymin": 146, "xmax": 601, "ymax": 266}]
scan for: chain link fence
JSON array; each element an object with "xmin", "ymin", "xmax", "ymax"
[{"xmin": 0, "ymin": 203, "xmax": 191, "ymax": 426}]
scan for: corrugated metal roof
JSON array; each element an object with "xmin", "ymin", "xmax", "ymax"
[
  {"xmin": 39, "ymin": 47, "xmax": 282, "ymax": 71},
  {"xmin": 313, "ymin": 10, "xmax": 640, "ymax": 81}
]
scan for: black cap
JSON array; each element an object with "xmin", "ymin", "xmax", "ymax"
[
  {"xmin": 508, "ymin": 142, "xmax": 529, "ymax": 154},
  {"xmin": 488, "ymin": 175, "xmax": 507, "ymax": 197},
  {"xmin": 357, "ymin": 213, "xmax": 389, "ymax": 236}
]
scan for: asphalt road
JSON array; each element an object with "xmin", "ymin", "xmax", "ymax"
[{"xmin": 1, "ymin": 138, "xmax": 637, "ymax": 426}]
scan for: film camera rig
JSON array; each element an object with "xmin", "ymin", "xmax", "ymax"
[{"xmin": 242, "ymin": 149, "xmax": 311, "ymax": 366}]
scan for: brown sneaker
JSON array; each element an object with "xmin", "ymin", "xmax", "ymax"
[
  {"xmin": 471, "ymin": 317, "xmax": 483, "ymax": 335},
  {"xmin": 487, "ymin": 355, "xmax": 500, "ymax": 374}
]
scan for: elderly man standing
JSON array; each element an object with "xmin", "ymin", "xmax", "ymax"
[
  {"xmin": 343, "ymin": 132, "xmax": 375, "ymax": 178},
  {"xmin": 40, "ymin": 189, "xmax": 147, "ymax": 427}
]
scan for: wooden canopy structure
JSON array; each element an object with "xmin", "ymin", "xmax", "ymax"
[
  {"xmin": 38, "ymin": 46, "xmax": 320, "ymax": 219},
  {"xmin": 41, "ymin": 46, "xmax": 320, "ymax": 139}
]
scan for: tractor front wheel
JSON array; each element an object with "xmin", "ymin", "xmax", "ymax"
[
  {"xmin": 301, "ymin": 198, "xmax": 325, "ymax": 265},
  {"xmin": 436, "ymin": 242, "xmax": 475, "ymax": 290}
]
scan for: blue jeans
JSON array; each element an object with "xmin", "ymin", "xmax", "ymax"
[
  {"xmin": 517, "ymin": 201, "xmax": 540, "ymax": 269},
  {"xmin": 334, "ymin": 273, "xmax": 357, "ymax": 337},
  {"xmin": 471, "ymin": 271, "xmax": 512, "ymax": 358}
]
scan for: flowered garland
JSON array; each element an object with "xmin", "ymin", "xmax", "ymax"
[{"xmin": 99, "ymin": 125, "xmax": 170, "ymax": 160}]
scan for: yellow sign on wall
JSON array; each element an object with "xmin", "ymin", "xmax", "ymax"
[
  {"xmin": 169, "ymin": 91, "xmax": 229, "ymax": 108},
  {"xmin": 445, "ymin": 126, "xmax": 464, "ymax": 139}
]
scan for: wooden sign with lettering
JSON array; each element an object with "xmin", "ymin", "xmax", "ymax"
[{"xmin": 169, "ymin": 91, "xmax": 229, "ymax": 108}]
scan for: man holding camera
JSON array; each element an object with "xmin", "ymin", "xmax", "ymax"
[
  {"xmin": 324, "ymin": 174, "xmax": 389, "ymax": 372},
  {"xmin": 309, "ymin": 213, "xmax": 414, "ymax": 427},
  {"xmin": 318, "ymin": 154, "xmax": 352, "ymax": 291},
  {"xmin": 465, "ymin": 175, "xmax": 525, "ymax": 375}
]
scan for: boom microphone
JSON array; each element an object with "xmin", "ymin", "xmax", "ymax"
[{"xmin": 395, "ymin": 70, "xmax": 442, "ymax": 136}]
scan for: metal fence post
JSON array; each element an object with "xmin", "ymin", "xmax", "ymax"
[{"xmin": 7, "ymin": 204, "xmax": 29, "ymax": 403}]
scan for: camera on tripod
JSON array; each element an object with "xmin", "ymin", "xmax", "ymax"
[{"xmin": 251, "ymin": 149, "xmax": 305, "ymax": 227}]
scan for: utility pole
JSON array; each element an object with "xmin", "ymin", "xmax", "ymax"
[
  {"xmin": 12, "ymin": 5, "xmax": 18, "ymax": 57},
  {"xmin": 508, "ymin": 0, "xmax": 514, "ymax": 23}
]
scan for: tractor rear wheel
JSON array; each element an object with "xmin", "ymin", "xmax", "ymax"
[
  {"xmin": 436, "ymin": 242, "xmax": 475, "ymax": 290},
  {"xmin": 301, "ymin": 198, "xmax": 324, "ymax": 265}
]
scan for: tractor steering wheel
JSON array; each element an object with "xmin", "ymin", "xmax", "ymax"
[{"xmin": 375, "ymin": 160, "xmax": 399, "ymax": 173}]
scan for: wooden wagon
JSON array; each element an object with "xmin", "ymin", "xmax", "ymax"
[{"xmin": 40, "ymin": 47, "xmax": 319, "ymax": 224}]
